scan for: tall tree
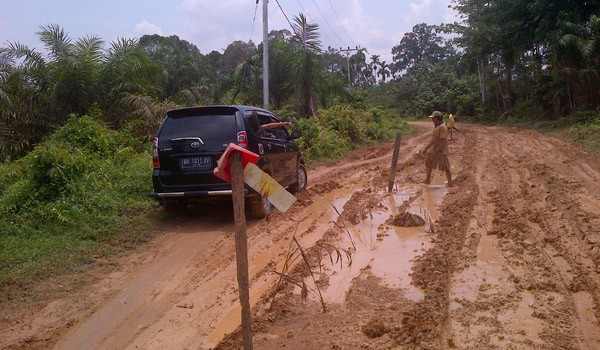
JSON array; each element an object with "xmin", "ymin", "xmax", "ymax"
[
  {"xmin": 369, "ymin": 54, "xmax": 381, "ymax": 83},
  {"xmin": 291, "ymin": 13, "xmax": 322, "ymax": 118},
  {"xmin": 391, "ymin": 23, "xmax": 454, "ymax": 75},
  {"xmin": 139, "ymin": 34, "xmax": 215, "ymax": 103}
]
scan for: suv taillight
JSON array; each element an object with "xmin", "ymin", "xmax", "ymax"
[
  {"xmin": 237, "ymin": 131, "xmax": 248, "ymax": 148},
  {"xmin": 152, "ymin": 137, "xmax": 160, "ymax": 168}
]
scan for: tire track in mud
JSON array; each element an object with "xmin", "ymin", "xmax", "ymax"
[{"xmin": 449, "ymin": 127, "xmax": 600, "ymax": 350}]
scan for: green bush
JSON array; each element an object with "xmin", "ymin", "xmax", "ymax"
[
  {"xmin": 293, "ymin": 105, "xmax": 410, "ymax": 161},
  {"xmin": 567, "ymin": 114, "xmax": 600, "ymax": 152},
  {"xmin": 28, "ymin": 143, "xmax": 89, "ymax": 200},
  {"xmin": 51, "ymin": 114, "xmax": 120, "ymax": 156},
  {"xmin": 0, "ymin": 114, "xmax": 155, "ymax": 296}
]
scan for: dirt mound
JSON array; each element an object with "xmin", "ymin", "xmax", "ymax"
[{"xmin": 387, "ymin": 211, "xmax": 425, "ymax": 227}]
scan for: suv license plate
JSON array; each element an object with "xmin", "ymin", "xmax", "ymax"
[{"xmin": 181, "ymin": 156, "xmax": 211, "ymax": 169}]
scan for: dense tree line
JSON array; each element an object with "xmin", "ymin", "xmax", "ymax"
[
  {"xmin": 0, "ymin": 16, "xmax": 364, "ymax": 161},
  {"xmin": 455, "ymin": 0, "xmax": 600, "ymax": 118},
  {"xmin": 2, "ymin": 3, "xmax": 600, "ymax": 161}
]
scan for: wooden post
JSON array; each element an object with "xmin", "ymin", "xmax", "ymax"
[
  {"xmin": 387, "ymin": 132, "xmax": 402, "ymax": 193},
  {"xmin": 230, "ymin": 151, "xmax": 253, "ymax": 350}
]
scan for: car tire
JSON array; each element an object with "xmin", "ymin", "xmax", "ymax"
[
  {"xmin": 289, "ymin": 163, "xmax": 307, "ymax": 193},
  {"xmin": 247, "ymin": 193, "xmax": 272, "ymax": 219}
]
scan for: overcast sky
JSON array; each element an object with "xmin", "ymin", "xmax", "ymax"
[{"xmin": 1, "ymin": 0, "xmax": 459, "ymax": 63}]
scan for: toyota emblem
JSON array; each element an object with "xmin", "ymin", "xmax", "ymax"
[{"xmin": 190, "ymin": 141, "xmax": 200, "ymax": 148}]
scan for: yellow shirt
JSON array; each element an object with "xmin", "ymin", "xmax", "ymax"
[{"xmin": 448, "ymin": 114, "xmax": 455, "ymax": 128}]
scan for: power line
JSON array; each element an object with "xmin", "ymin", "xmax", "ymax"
[
  {"xmin": 294, "ymin": 0, "xmax": 317, "ymax": 22},
  {"xmin": 327, "ymin": 0, "xmax": 357, "ymax": 47},
  {"xmin": 249, "ymin": 1, "xmax": 259, "ymax": 43},
  {"xmin": 309, "ymin": 0, "xmax": 348, "ymax": 47},
  {"xmin": 275, "ymin": 0, "xmax": 294, "ymax": 30},
  {"xmin": 292, "ymin": 0, "xmax": 338, "ymax": 46}
]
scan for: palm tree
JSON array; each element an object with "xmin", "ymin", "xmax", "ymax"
[
  {"xmin": 291, "ymin": 13, "xmax": 321, "ymax": 118},
  {"xmin": 0, "ymin": 24, "xmax": 110, "ymax": 160},
  {"xmin": 98, "ymin": 37, "xmax": 167, "ymax": 136},
  {"xmin": 378, "ymin": 61, "xmax": 392, "ymax": 82},
  {"xmin": 350, "ymin": 48, "xmax": 371, "ymax": 86},
  {"xmin": 0, "ymin": 51, "xmax": 49, "ymax": 160},
  {"xmin": 36, "ymin": 24, "xmax": 104, "ymax": 118},
  {"xmin": 369, "ymin": 54, "xmax": 381, "ymax": 83},
  {"xmin": 228, "ymin": 53, "xmax": 263, "ymax": 105},
  {"xmin": 553, "ymin": 16, "xmax": 600, "ymax": 111}
]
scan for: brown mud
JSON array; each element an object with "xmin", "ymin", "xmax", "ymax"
[{"xmin": 2, "ymin": 122, "xmax": 600, "ymax": 350}]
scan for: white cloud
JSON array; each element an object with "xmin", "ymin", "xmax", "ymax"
[
  {"xmin": 134, "ymin": 20, "xmax": 163, "ymax": 36},
  {"xmin": 175, "ymin": 0, "xmax": 255, "ymax": 53},
  {"xmin": 404, "ymin": 0, "xmax": 457, "ymax": 25}
]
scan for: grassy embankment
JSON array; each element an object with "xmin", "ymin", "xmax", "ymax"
[
  {"xmin": 0, "ymin": 115, "xmax": 157, "ymax": 302},
  {"xmin": 540, "ymin": 114, "xmax": 600, "ymax": 155},
  {"xmin": 457, "ymin": 110, "xmax": 600, "ymax": 155},
  {"xmin": 0, "ymin": 105, "xmax": 412, "ymax": 303}
]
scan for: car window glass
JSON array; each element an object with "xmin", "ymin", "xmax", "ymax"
[
  {"xmin": 160, "ymin": 114, "xmax": 236, "ymax": 141},
  {"xmin": 257, "ymin": 113, "xmax": 273, "ymax": 125},
  {"xmin": 270, "ymin": 127, "xmax": 289, "ymax": 140},
  {"xmin": 256, "ymin": 113, "xmax": 277, "ymax": 139},
  {"xmin": 244, "ymin": 111, "xmax": 261, "ymax": 135}
]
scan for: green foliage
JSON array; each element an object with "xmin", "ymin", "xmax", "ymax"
[
  {"xmin": 535, "ymin": 112, "xmax": 600, "ymax": 155},
  {"xmin": 391, "ymin": 23, "xmax": 455, "ymax": 74},
  {"xmin": 0, "ymin": 114, "xmax": 155, "ymax": 294},
  {"xmin": 568, "ymin": 115, "xmax": 600, "ymax": 152},
  {"xmin": 452, "ymin": 0, "xmax": 600, "ymax": 118},
  {"xmin": 51, "ymin": 114, "xmax": 119, "ymax": 155},
  {"xmin": 293, "ymin": 105, "xmax": 411, "ymax": 161},
  {"xmin": 391, "ymin": 60, "xmax": 480, "ymax": 117}
]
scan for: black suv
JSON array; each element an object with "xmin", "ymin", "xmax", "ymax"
[{"xmin": 150, "ymin": 105, "xmax": 307, "ymax": 217}]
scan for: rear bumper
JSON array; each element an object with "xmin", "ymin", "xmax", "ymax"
[{"xmin": 150, "ymin": 189, "xmax": 248, "ymax": 198}]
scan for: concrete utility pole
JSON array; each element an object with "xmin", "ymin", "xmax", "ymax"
[
  {"xmin": 262, "ymin": 0, "xmax": 269, "ymax": 109},
  {"xmin": 340, "ymin": 46, "xmax": 360, "ymax": 90}
]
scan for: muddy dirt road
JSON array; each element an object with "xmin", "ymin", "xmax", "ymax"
[{"xmin": 2, "ymin": 122, "xmax": 600, "ymax": 350}]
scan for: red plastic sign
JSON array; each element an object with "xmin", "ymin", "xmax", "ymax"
[{"xmin": 213, "ymin": 143, "xmax": 260, "ymax": 183}]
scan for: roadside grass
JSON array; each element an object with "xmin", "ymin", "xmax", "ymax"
[
  {"xmin": 459, "ymin": 110, "xmax": 600, "ymax": 155},
  {"xmin": 551, "ymin": 121, "xmax": 600, "ymax": 155},
  {"xmin": 0, "ymin": 115, "xmax": 159, "ymax": 303}
]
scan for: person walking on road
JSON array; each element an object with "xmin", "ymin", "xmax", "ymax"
[
  {"xmin": 447, "ymin": 113, "xmax": 457, "ymax": 140},
  {"xmin": 422, "ymin": 111, "xmax": 453, "ymax": 187}
]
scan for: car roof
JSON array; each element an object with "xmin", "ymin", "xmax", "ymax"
[{"xmin": 166, "ymin": 105, "xmax": 271, "ymax": 118}]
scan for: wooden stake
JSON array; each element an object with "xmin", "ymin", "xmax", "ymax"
[
  {"xmin": 230, "ymin": 151, "xmax": 253, "ymax": 350},
  {"xmin": 388, "ymin": 132, "xmax": 402, "ymax": 193}
]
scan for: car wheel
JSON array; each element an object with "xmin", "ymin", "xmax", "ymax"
[
  {"xmin": 289, "ymin": 163, "xmax": 307, "ymax": 193},
  {"xmin": 247, "ymin": 193, "xmax": 272, "ymax": 219}
]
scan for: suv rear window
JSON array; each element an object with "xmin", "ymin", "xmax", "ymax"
[{"xmin": 159, "ymin": 114, "xmax": 237, "ymax": 140}]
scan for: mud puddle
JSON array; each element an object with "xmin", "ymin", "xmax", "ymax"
[{"xmin": 303, "ymin": 183, "xmax": 448, "ymax": 304}]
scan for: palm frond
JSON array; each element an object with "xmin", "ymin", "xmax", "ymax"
[
  {"xmin": 74, "ymin": 35, "xmax": 105, "ymax": 62},
  {"xmin": 37, "ymin": 23, "xmax": 72, "ymax": 59},
  {"xmin": 291, "ymin": 13, "xmax": 322, "ymax": 54},
  {"xmin": 0, "ymin": 42, "xmax": 46, "ymax": 68}
]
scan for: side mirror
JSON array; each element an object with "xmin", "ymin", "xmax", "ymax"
[{"xmin": 290, "ymin": 130, "xmax": 301, "ymax": 139}]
